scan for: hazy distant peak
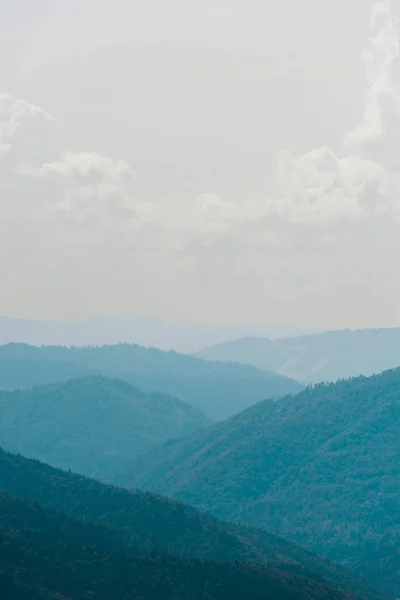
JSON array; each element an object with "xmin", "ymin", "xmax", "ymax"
[
  {"xmin": 0, "ymin": 316, "xmax": 319, "ymax": 353},
  {"xmin": 198, "ymin": 326, "xmax": 400, "ymax": 384}
]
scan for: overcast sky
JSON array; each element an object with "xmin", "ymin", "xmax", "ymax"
[{"xmin": 1, "ymin": 0, "xmax": 399, "ymax": 329}]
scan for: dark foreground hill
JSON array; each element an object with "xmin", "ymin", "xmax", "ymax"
[
  {"xmin": 0, "ymin": 525, "xmax": 353, "ymax": 600},
  {"xmin": 0, "ymin": 343, "xmax": 303, "ymax": 420},
  {"xmin": 198, "ymin": 327, "xmax": 400, "ymax": 383},
  {"xmin": 0, "ymin": 376, "xmax": 209, "ymax": 482},
  {"xmin": 0, "ymin": 543, "xmax": 355, "ymax": 600},
  {"xmin": 117, "ymin": 368, "xmax": 400, "ymax": 597},
  {"xmin": 0, "ymin": 493, "xmax": 355, "ymax": 600},
  {"xmin": 0, "ymin": 448, "xmax": 385, "ymax": 600}
]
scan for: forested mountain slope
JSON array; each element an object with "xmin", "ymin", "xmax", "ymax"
[
  {"xmin": 0, "ymin": 343, "xmax": 303, "ymax": 419},
  {"xmin": 0, "ymin": 492, "xmax": 356, "ymax": 600},
  {"xmin": 0, "ymin": 529, "xmax": 355, "ymax": 600},
  {"xmin": 198, "ymin": 328, "xmax": 400, "ymax": 383},
  {"xmin": 117, "ymin": 368, "xmax": 400, "ymax": 596},
  {"xmin": 0, "ymin": 376, "xmax": 209, "ymax": 481},
  {"xmin": 0, "ymin": 448, "xmax": 385, "ymax": 600}
]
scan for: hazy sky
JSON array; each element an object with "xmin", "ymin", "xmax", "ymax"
[{"xmin": 1, "ymin": 0, "xmax": 400, "ymax": 329}]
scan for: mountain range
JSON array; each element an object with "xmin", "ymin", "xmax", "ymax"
[
  {"xmin": 0, "ymin": 315, "xmax": 317, "ymax": 353},
  {"xmin": 198, "ymin": 327, "xmax": 400, "ymax": 383},
  {"xmin": 0, "ymin": 342, "xmax": 302, "ymax": 420},
  {"xmin": 1, "ymin": 332, "xmax": 399, "ymax": 597},
  {"xmin": 116, "ymin": 367, "xmax": 400, "ymax": 597}
]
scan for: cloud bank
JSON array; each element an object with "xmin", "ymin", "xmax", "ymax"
[{"xmin": 1, "ymin": 1, "xmax": 400, "ymax": 327}]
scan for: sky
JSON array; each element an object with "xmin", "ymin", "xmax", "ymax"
[{"xmin": 1, "ymin": 0, "xmax": 400, "ymax": 329}]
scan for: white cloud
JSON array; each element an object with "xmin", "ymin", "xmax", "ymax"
[
  {"xmin": 153, "ymin": 3, "xmax": 400, "ymax": 234},
  {"xmin": 1, "ymin": 0, "xmax": 398, "ymax": 239},
  {"xmin": 264, "ymin": 147, "xmax": 400, "ymax": 223},
  {"xmin": 0, "ymin": 92, "xmax": 53, "ymax": 157},
  {"xmin": 343, "ymin": 0, "xmax": 400, "ymax": 152},
  {"xmin": 19, "ymin": 151, "xmax": 137, "ymax": 222},
  {"xmin": 0, "ymin": 93, "xmax": 144, "ymax": 315},
  {"xmin": 261, "ymin": 1, "xmax": 400, "ymax": 225},
  {"xmin": 0, "ymin": 92, "xmax": 140, "ymax": 227}
]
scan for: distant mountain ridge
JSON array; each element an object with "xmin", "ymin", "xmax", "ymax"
[
  {"xmin": 117, "ymin": 367, "xmax": 400, "ymax": 597},
  {"xmin": 0, "ymin": 343, "xmax": 303, "ymax": 420},
  {"xmin": 198, "ymin": 327, "xmax": 400, "ymax": 383},
  {"xmin": 0, "ymin": 375, "xmax": 210, "ymax": 481},
  {"xmin": 0, "ymin": 447, "xmax": 387, "ymax": 600},
  {"xmin": 0, "ymin": 315, "xmax": 318, "ymax": 353}
]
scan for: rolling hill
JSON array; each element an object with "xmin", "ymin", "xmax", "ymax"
[
  {"xmin": 0, "ymin": 376, "xmax": 209, "ymax": 481},
  {"xmin": 116, "ymin": 368, "xmax": 400, "ymax": 597},
  {"xmin": 0, "ymin": 447, "xmax": 385, "ymax": 600},
  {"xmin": 197, "ymin": 327, "xmax": 400, "ymax": 383},
  {"xmin": 0, "ymin": 343, "xmax": 303, "ymax": 420}
]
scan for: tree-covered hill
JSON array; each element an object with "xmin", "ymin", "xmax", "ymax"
[
  {"xmin": 0, "ymin": 527, "xmax": 355, "ymax": 600},
  {"xmin": 0, "ymin": 343, "xmax": 303, "ymax": 420},
  {"xmin": 0, "ymin": 375, "xmax": 209, "ymax": 482},
  {"xmin": 117, "ymin": 368, "xmax": 400, "ymax": 596},
  {"xmin": 0, "ymin": 493, "xmax": 356, "ymax": 600},
  {"xmin": 0, "ymin": 448, "xmax": 384, "ymax": 600}
]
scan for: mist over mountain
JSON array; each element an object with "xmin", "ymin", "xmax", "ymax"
[
  {"xmin": 117, "ymin": 367, "xmax": 400, "ymax": 597},
  {"xmin": 198, "ymin": 328, "xmax": 400, "ymax": 383},
  {"xmin": 0, "ymin": 343, "xmax": 303, "ymax": 420},
  {"xmin": 0, "ymin": 376, "xmax": 209, "ymax": 481},
  {"xmin": 0, "ymin": 316, "xmax": 317, "ymax": 354}
]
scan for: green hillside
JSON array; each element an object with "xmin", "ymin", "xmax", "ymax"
[
  {"xmin": 117, "ymin": 368, "xmax": 400, "ymax": 596},
  {"xmin": 0, "ymin": 447, "xmax": 384, "ymax": 600},
  {"xmin": 0, "ymin": 376, "xmax": 209, "ymax": 481},
  {"xmin": 0, "ymin": 491, "xmax": 357, "ymax": 600}
]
